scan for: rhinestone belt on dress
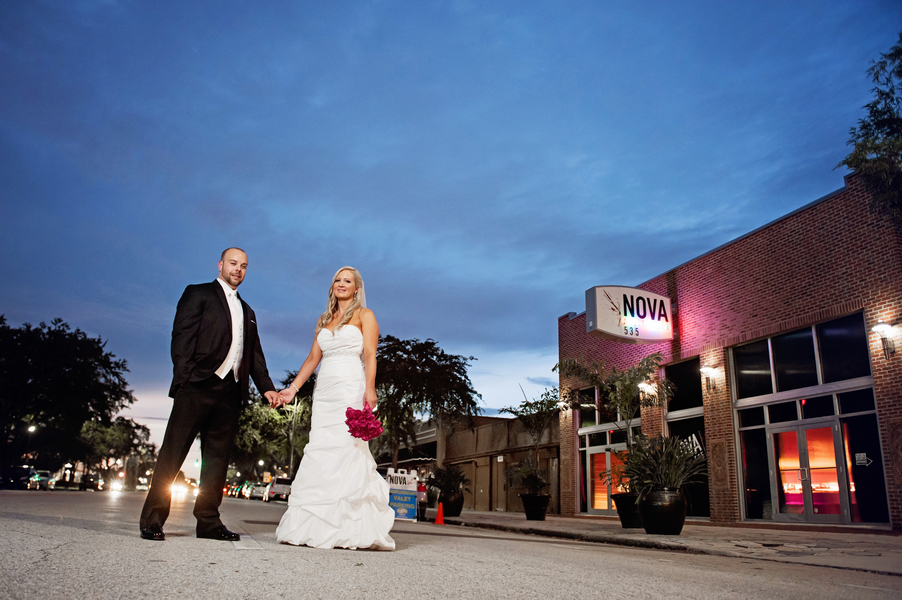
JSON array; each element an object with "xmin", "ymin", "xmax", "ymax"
[{"xmin": 322, "ymin": 349, "xmax": 363, "ymax": 359}]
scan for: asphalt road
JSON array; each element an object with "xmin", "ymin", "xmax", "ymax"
[{"xmin": 1, "ymin": 490, "xmax": 901, "ymax": 600}]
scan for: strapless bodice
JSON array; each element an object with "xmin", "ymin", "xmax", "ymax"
[{"xmin": 317, "ymin": 325, "xmax": 364, "ymax": 360}]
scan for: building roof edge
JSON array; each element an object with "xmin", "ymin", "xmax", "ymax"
[{"xmin": 635, "ymin": 177, "xmax": 851, "ymax": 288}]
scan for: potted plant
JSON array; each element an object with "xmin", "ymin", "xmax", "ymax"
[
  {"xmin": 500, "ymin": 387, "xmax": 571, "ymax": 521},
  {"xmin": 426, "ymin": 463, "xmax": 470, "ymax": 518},
  {"xmin": 621, "ymin": 434, "xmax": 707, "ymax": 535},
  {"xmin": 555, "ymin": 352, "xmax": 674, "ymax": 528},
  {"xmin": 600, "ymin": 450, "xmax": 643, "ymax": 528}
]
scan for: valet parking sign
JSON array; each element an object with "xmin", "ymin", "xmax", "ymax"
[
  {"xmin": 385, "ymin": 468, "xmax": 418, "ymax": 521},
  {"xmin": 586, "ymin": 286, "xmax": 674, "ymax": 344}
]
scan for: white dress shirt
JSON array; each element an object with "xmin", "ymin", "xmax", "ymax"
[{"xmin": 215, "ymin": 277, "xmax": 244, "ymax": 382}]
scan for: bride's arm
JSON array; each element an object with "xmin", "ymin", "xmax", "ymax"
[
  {"xmin": 272, "ymin": 330, "xmax": 323, "ymax": 408},
  {"xmin": 359, "ymin": 308, "xmax": 379, "ymax": 410}
]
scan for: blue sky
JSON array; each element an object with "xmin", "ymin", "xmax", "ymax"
[{"xmin": 2, "ymin": 1, "xmax": 899, "ymax": 474}]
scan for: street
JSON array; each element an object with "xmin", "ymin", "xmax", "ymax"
[{"xmin": 1, "ymin": 490, "xmax": 900, "ymax": 600}]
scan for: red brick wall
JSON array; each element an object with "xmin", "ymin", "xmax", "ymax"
[{"xmin": 558, "ymin": 174, "xmax": 902, "ymax": 525}]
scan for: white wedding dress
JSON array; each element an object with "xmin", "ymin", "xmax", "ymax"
[{"xmin": 276, "ymin": 325, "xmax": 395, "ymax": 550}]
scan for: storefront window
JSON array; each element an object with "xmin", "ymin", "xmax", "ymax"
[
  {"xmin": 734, "ymin": 314, "xmax": 872, "ymax": 399},
  {"xmin": 739, "ymin": 428, "xmax": 771, "ymax": 519},
  {"xmin": 772, "ymin": 328, "xmax": 818, "ymax": 391},
  {"xmin": 665, "ymin": 358, "xmax": 703, "ymax": 411},
  {"xmin": 839, "ymin": 388, "xmax": 876, "ymax": 414},
  {"xmin": 739, "ymin": 406, "xmax": 765, "ymax": 427},
  {"xmin": 801, "ymin": 395, "xmax": 834, "ymax": 419},
  {"xmin": 732, "ymin": 312, "xmax": 885, "ymax": 524},
  {"xmin": 667, "ymin": 417, "xmax": 709, "ymax": 517},
  {"xmin": 817, "ymin": 313, "xmax": 871, "ymax": 383},
  {"xmin": 588, "ymin": 432, "xmax": 606, "ymax": 446},
  {"xmin": 579, "ymin": 388, "xmax": 597, "ymax": 428},
  {"xmin": 733, "ymin": 340, "xmax": 773, "ymax": 399},
  {"xmin": 841, "ymin": 414, "xmax": 890, "ymax": 523},
  {"xmin": 768, "ymin": 401, "xmax": 798, "ymax": 423}
]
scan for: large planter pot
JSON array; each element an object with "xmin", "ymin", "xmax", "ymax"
[
  {"xmin": 638, "ymin": 488, "xmax": 686, "ymax": 535},
  {"xmin": 519, "ymin": 493, "xmax": 551, "ymax": 521},
  {"xmin": 440, "ymin": 491, "xmax": 464, "ymax": 517},
  {"xmin": 611, "ymin": 492, "xmax": 643, "ymax": 529}
]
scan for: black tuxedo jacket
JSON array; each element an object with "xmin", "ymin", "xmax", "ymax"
[{"xmin": 169, "ymin": 280, "xmax": 275, "ymax": 403}]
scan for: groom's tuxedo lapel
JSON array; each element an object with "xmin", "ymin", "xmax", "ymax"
[{"xmin": 214, "ymin": 280, "xmax": 232, "ymax": 333}]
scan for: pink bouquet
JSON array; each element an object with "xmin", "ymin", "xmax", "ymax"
[{"xmin": 345, "ymin": 405, "xmax": 383, "ymax": 441}]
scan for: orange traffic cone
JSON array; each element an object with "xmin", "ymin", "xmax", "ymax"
[{"xmin": 435, "ymin": 502, "xmax": 444, "ymax": 525}]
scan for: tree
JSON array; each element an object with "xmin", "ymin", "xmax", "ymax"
[
  {"xmin": 79, "ymin": 416, "xmax": 155, "ymax": 488},
  {"xmin": 278, "ymin": 371, "xmax": 315, "ymax": 475},
  {"xmin": 0, "ymin": 316, "xmax": 135, "ymax": 470},
  {"xmin": 556, "ymin": 352, "xmax": 674, "ymax": 494},
  {"xmin": 375, "ymin": 335, "xmax": 482, "ymax": 469},
  {"xmin": 839, "ymin": 31, "xmax": 902, "ymax": 229},
  {"xmin": 555, "ymin": 352, "xmax": 673, "ymax": 453},
  {"xmin": 231, "ymin": 389, "xmax": 289, "ymax": 480},
  {"xmin": 500, "ymin": 387, "xmax": 572, "ymax": 494},
  {"xmin": 230, "ymin": 372, "xmax": 317, "ymax": 480}
]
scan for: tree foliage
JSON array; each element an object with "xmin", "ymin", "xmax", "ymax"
[
  {"xmin": 839, "ymin": 31, "xmax": 902, "ymax": 229},
  {"xmin": 0, "ymin": 316, "xmax": 135, "ymax": 469},
  {"xmin": 232, "ymin": 389, "xmax": 289, "ymax": 480},
  {"xmin": 231, "ymin": 373, "xmax": 316, "ymax": 480},
  {"xmin": 375, "ymin": 335, "xmax": 482, "ymax": 468},
  {"xmin": 500, "ymin": 386, "xmax": 572, "ymax": 495},
  {"xmin": 277, "ymin": 370, "xmax": 315, "ymax": 474},
  {"xmin": 79, "ymin": 416, "xmax": 154, "ymax": 486},
  {"xmin": 555, "ymin": 352, "xmax": 673, "ymax": 452}
]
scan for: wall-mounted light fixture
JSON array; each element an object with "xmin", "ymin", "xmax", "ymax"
[
  {"xmin": 873, "ymin": 320, "xmax": 895, "ymax": 359},
  {"xmin": 700, "ymin": 366, "xmax": 717, "ymax": 391}
]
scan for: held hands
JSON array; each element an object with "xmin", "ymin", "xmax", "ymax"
[
  {"xmin": 264, "ymin": 390, "xmax": 283, "ymax": 409},
  {"xmin": 277, "ymin": 388, "xmax": 294, "ymax": 406}
]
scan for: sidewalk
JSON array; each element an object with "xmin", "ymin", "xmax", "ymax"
[{"xmin": 427, "ymin": 508, "xmax": 902, "ymax": 576}]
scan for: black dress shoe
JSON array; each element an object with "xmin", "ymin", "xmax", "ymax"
[
  {"xmin": 140, "ymin": 525, "xmax": 165, "ymax": 541},
  {"xmin": 197, "ymin": 525, "xmax": 240, "ymax": 541}
]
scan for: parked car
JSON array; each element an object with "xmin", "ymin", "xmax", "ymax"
[
  {"xmin": 28, "ymin": 470, "xmax": 54, "ymax": 490},
  {"xmin": 264, "ymin": 477, "xmax": 292, "ymax": 502},
  {"xmin": 248, "ymin": 482, "xmax": 267, "ymax": 500},
  {"xmin": 1, "ymin": 465, "xmax": 36, "ymax": 489},
  {"xmin": 79, "ymin": 473, "xmax": 101, "ymax": 491}
]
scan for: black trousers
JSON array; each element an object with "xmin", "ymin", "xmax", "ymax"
[{"xmin": 139, "ymin": 375, "xmax": 241, "ymax": 535}]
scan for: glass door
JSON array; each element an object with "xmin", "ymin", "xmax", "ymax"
[
  {"xmin": 586, "ymin": 445, "xmax": 626, "ymax": 515},
  {"xmin": 767, "ymin": 420, "xmax": 850, "ymax": 523}
]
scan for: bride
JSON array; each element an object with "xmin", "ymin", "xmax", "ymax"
[{"xmin": 272, "ymin": 266, "xmax": 395, "ymax": 550}]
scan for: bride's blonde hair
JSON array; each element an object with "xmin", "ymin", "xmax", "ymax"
[{"xmin": 316, "ymin": 266, "xmax": 366, "ymax": 334}]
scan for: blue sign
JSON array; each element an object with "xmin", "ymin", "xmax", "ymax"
[{"xmin": 389, "ymin": 490, "xmax": 417, "ymax": 521}]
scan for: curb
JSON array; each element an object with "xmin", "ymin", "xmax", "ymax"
[
  {"xmin": 439, "ymin": 517, "xmax": 902, "ymax": 576},
  {"xmin": 444, "ymin": 517, "xmax": 699, "ymax": 553}
]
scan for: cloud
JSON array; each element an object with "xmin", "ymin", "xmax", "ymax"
[{"xmin": 2, "ymin": 0, "xmax": 901, "ymax": 421}]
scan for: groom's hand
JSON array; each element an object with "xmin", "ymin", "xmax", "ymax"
[{"xmin": 264, "ymin": 390, "xmax": 282, "ymax": 408}]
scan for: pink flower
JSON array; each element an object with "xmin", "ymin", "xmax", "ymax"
[{"xmin": 345, "ymin": 405, "xmax": 383, "ymax": 441}]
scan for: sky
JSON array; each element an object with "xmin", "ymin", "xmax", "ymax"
[{"xmin": 2, "ymin": 1, "xmax": 900, "ymax": 477}]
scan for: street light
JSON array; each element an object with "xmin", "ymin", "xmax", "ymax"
[{"xmin": 26, "ymin": 425, "xmax": 36, "ymax": 460}]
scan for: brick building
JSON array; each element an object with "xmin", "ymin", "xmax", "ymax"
[{"xmin": 557, "ymin": 173, "xmax": 902, "ymax": 529}]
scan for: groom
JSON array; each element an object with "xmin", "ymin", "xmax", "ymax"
[{"xmin": 140, "ymin": 247, "xmax": 280, "ymax": 541}]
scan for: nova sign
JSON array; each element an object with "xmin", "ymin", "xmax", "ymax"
[{"xmin": 585, "ymin": 286, "xmax": 674, "ymax": 344}]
